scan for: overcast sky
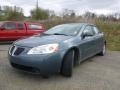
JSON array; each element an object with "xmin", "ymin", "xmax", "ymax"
[{"xmin": 0, "ymin": 0, "xmax": 120, "ymax": 16}]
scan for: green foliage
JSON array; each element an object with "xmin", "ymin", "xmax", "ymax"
[
  {"xmin": 0, "ymin": 6, "xmax": 24, "ymax": 21},
  {"xmin": 96, "ymin": 21, "xmax": 120, "ymax": 51},
  {"xmin": 30, "ymin": 7, "xmax": 49, "ymax": 20}
]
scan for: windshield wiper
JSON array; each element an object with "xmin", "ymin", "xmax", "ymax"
[{"xmin": 53, "ymin": 33, "xmax": 69, "ymax": 36}]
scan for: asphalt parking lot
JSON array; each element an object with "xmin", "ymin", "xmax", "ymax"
[{"xmin": 0, "ymin": 44, "xmax": 120, "ymax": 90}]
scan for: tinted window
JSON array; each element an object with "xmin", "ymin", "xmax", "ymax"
[
  {"xmin": 18, "ymin": 23, "xmax": 24, "ymax": 30},
  {"xmin": 93, "ymin": 26, "xmax": 100, "ymax": 34},
  {"xmin": 3, "ymin": 22, "xmax": 16, "ymax": 30},
  {"xmin": 28, "ymin": 24, "xmax": 42, "ymax": 30}
]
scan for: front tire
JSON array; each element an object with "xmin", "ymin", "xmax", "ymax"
[{"xmin": 61, "ymin": 50, "xmax": 74, "ymax": 77}]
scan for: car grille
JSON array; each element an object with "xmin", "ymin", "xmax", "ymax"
[
  {"xmin": 14, "ymin": 47, "xmax": 24, "ymax": 55},
  {"xmin": 10, "ymin": 45, "xmax": 25, "ymax": 56}
]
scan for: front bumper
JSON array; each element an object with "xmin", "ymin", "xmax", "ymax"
[{"xmin": 8, "ymin": 52, "xmax": 62, "ymax": 75}]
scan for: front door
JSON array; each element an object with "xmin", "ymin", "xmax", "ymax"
[
  {"xmin": 79, "ymin": 25, "xmax": 96, "ymax": 60},
  {"xmin": 0, "ymin": 22, "xmax": 26, "ymax": 41}
]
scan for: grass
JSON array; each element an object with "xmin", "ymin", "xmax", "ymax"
[
  {"xmin": 96, "ymin": 21, "xmax": 120, "ymax": 51},
  {"xmin": 42, "ymin": 19, "xmax": 120, "ymax": 51}
]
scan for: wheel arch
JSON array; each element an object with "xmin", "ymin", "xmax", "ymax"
[{"xmin": 60, "ymin": 46, "xmax": 80, "ymax": 71}]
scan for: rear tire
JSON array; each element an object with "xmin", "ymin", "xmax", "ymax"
[
  {"xmin": 61, "ymin": 50, "xmax": 74, "ymax": 77},
  {"xmin": 98, "ymin": 44, "xmax": 106, "ymax": 56}
]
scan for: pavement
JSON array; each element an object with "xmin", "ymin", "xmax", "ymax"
[{"xmin": 0, "ymin": 44, "xmax": 120, "ymax": 90}]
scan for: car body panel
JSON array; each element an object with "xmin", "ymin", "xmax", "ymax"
[
  {"xmin": 8, "ymin": 52, "xmax": 62, "ymax": 75},
  {"xmin": 0, "ymin": 21, "xmax": 45, "ymax": 41},
  {"xmin": 14, "ymin": 35, "xmax": 73, "ymax": 47}
]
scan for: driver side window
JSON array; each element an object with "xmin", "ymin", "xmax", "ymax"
[{"xmin": 83, "ymin": 25, "xmax": 95, "ymax": 36}]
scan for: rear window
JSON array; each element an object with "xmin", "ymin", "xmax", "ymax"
[{"xmin": 28, "ymin": 24, "xmax": 43, "ymax": 30}]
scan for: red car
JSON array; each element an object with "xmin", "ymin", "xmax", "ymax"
[{"xmin": 0, "ymin": 21, "xmax": 45, "ymax": 41}]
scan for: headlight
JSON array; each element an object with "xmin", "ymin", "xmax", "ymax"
[{"xmin": 27, "ymin": 44, "xmax": 59, "ymax": 54}]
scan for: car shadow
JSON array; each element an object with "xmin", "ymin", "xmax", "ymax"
[{"xmin": 0, "ymin": 41, "xmax": 13, "ymax": 45}]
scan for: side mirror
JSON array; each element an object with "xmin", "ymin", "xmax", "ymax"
[{"xmin": 82, "ymin": 29, "xmax": 94, "ymax": 38}]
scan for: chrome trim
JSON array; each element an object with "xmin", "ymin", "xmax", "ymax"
[
  {"xmin": 9, "ymin": 46, "xmax": 13, "ymax": 55},
  {"xmin": 9, "ymin": 45, "xmax": 17, "ymax": 56},
  {"xmin": 11, "ymin": 46, "xmax": 17, "ymax": 56}
]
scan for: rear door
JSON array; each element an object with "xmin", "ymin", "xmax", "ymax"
[
  {"xmin": 16, "ymin": 23, "xmax": 27, "ymax": 39},
  {"xmin": 92, "ymin": 26, "xmax": 104, "ymax": 53}
]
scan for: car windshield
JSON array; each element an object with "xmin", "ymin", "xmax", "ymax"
[{"xmin": 44, "ymin": 24, "xmax": 83, "ymax": 36}]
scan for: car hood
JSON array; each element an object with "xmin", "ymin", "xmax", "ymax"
[{"xmin": 14, "ymin": 35, "xmax": 73, "ymax": 47}]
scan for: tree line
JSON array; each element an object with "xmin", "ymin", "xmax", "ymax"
[{"xmin": 0, "ymin": 5, "xmax": 120, "ymax": 21}]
